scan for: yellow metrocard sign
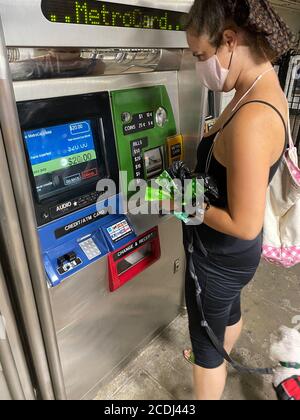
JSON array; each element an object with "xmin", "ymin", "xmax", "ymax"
[{"xmin": 166, "ymin": 134, "xmax": 184, "ymax": 167}]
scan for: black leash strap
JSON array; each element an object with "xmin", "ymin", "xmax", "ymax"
[{"xmin": 187, "ymin": 228, "xmax": 274, "ymax": 376}]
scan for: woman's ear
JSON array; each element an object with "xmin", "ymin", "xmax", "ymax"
[{"xmin": 222, "ymin": 29, "xmax": 237, "ymax": 51}]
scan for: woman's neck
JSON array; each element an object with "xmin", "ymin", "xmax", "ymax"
[
  {"xmin": 235, "ymin": 59, "xmax": 274, "ymax": 94},
  {"xmin": 231, "ymin": 60, "xmax": 275, "ymax": 108}
]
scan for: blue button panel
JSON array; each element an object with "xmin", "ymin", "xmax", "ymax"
[{"xmin": 38, "ymin": 194, "xmax": 136, "ymax": 287}]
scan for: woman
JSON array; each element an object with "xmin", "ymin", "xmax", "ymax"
[{"xmin": 182, "ymin": 0, "xmax": 292, "ymax": 400}]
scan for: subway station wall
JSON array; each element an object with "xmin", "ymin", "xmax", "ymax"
[{"xmin": 274, "ymin": 6, "xmax": 300, "ymax": 34}]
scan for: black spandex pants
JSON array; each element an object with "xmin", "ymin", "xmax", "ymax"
[{"xmin": 185, "ymin": 244, "xmax": 260, "ymax": 369}]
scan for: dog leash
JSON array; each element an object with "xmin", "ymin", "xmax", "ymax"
[
  {"xmin": 280, "ymin": 362, "xmax": 300, "ymax": 369},
  {"xmin": 187, "ymin": 227, "xmax": 274, "ymax": 376}
]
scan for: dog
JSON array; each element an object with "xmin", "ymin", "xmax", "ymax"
[{"xmin": 270, "ymin": 326, "xmax": 300, "ymax": 400}]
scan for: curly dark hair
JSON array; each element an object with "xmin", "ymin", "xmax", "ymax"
[{"xmin": 184, "ymin": 0, "xmax": 293, "ymax": 61}]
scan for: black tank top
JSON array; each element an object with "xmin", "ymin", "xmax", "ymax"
[{"xmin": 193, "ymin": 101, "xmax": 288, "ymax": 266}]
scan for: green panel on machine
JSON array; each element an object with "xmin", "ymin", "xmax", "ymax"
[{"xmin": 111, "ymin": 86, "xmax": 177, "ymax": 197}]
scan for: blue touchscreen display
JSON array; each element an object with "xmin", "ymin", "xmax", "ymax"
[{"xmin": 24, "ymin": 120, "xmax": 103, "ymax": 201}]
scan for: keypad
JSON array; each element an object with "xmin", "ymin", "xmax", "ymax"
[{"xmin": 79, "ymin": 238, "xmax": 101, "ymax": 261}]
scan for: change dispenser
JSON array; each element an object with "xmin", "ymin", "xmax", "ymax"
[
  {"xmin": 111, "ymin": 85, "xmax": 178, "ymax": 196},
  {"xmin": 108, "ymin": 226, "xmax": 161, "ymax": 292}
]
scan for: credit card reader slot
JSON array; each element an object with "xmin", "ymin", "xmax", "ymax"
[{"xmin": 57, "ymin": 251, "xmax": 82, "ymax": 275}]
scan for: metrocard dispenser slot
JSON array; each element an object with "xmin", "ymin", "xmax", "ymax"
[
  {"xmin": 108, "ymin": 227, "xmax": 161, "ymax": 292},
  {"xmin": 57, "ymin": 251, "xmax": 82, "ymax": 275}
]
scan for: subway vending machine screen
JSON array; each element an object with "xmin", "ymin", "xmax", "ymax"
[{"xmin": 24, "ymin": 120, "xmax": 103, "ymax": 202}]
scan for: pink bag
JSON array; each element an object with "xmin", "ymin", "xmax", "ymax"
[{"xmin": 262, "ymin": 115, "xmax": 300, "ymax": 268}]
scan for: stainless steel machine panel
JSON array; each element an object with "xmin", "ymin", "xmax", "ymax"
[
  {"xmin": 14, "ymin": 71, "xmax": 181, "ymax": 130},
  {"xmin": 50, "ymin": 216, "xmax": 185, "ymax": 400},
  {"xmin": 0, "ymin": 363, "xmax": 11, "ymax": 400},
  {"xmin": 13, "ymin": 70, "xmax": 193, "ymax": 400},
  {"xmin": 11, "ymin": 35, "xmax": 205, "ymax": 399},
  {"xmin": 178, "ymin": 50, "xmax": 208, "ymax": 171},
  {"xmin": 0, "ymin": 0, "xmax": 192, "ymax": 48}
]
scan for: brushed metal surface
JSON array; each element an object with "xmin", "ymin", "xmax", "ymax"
[
  {"xmin": 0, "ymin": 363, "xmax": 11, "ymax": 400},
  {"xmin": 0, "ymin": 317, "xmax": 25, "ymax": 400},
  {"xmin": 0, "ymin": 19, "xmax": 66, "ymax": 400},
  {"xmin": 0, "ymin": 263, "xmax": 27, "ymax": 401},
  {"xmin": 0, "ymin": 262, "xmax": 35, "ymax": 400},
  {"xmin": 178, "ymin": 50, "xmax": 208, "ymax": 171},
  {"xmin": 127, "ymin": 212, "xmax": 173, "ymax": 237},
  {"xmin": 13, "ymin": 67, "xmax": 200, "ymax": 400},
  {"xmin": 0, "ymin": 124, "xmax": 54, "ymax": 400},
  {"xmin": 1, "ymin": 0, "xmax": 295, "ymax": 48},
  {"xmin": 51, "ymin": 217, "xmax": 185, "ymax": 400},
  {"xmin": 0, "ymin": 0, "xmax": 191, "ymax": 48},
  {"xmin": 8, "ymin": 48, "xmax": 183, "ymax": 81},
  {"xmin": 14, "ymin": 71, "xmax": 181, "ymax": 132}
]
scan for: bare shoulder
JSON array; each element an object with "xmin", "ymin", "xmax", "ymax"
[{"xmin": 223, "ymin": 99, "xmax": 287, "ymax": 165}]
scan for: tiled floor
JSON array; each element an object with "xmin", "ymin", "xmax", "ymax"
[{"xmin": 95, "ymin": 261, "xmax": 300, "ymax": 400}]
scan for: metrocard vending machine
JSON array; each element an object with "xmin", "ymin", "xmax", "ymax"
[
  {"xmin": 17, "ymin": 87, "xmax": 177, "ymax": 291},
  {"xmin": 0, "ymin": 0, "xmax": 205, "ymax": 400},
  {"xmin": 15, "ymin": 85, "xmax": 187, "ymax": 399}
]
